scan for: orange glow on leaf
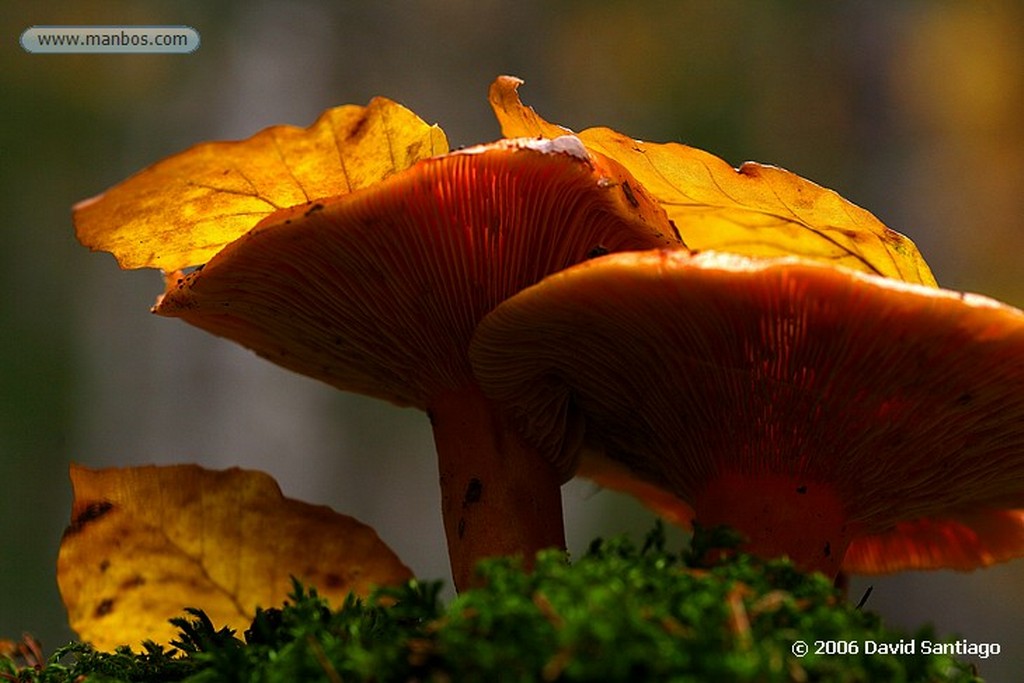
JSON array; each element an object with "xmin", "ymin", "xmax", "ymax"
[{"xmin": 489, "ymin": 76, "xmax": 936, "ymax": 286}]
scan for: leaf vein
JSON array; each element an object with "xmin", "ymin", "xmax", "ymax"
[
  {"xmin": 329, "ymin": 113, "xmax": 354, "ymax": 193},
  {"xmin": 271, "ymin": 132, "xmax": 310, "ymax": 203},
  {"xmin": 184, "ymin": 180, "xmax": 282, "ymax": 210},
  {"xmin": 380, "ymin": 104, "xmax": 398, "ymax": 174}
]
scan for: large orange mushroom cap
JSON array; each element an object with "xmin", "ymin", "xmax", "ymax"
[
  {"xmin": 149, "ymin": 136, "xmax": 681, "ymax": 589},
  {"xmin": 469, "ymin": 250, "xmax": 1024, "ymax": 577},
  {"xmin": 155, "ymin": 136, "xmax": 677, "ymax": 418}
]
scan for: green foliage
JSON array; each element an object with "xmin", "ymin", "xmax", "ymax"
[
  {"xmin": 2, "ymin": 525, "xmax": 981, "ymax": 682},
  {"xmin": 0, "ymin": 640, "xmax": 191, "ymax": 682}
]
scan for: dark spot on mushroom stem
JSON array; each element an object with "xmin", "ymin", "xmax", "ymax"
[
  {"xmin": 586, "ymin": 245, "xmax": 609, "ymax": 260},
  {"xmin": 796, "ymin": 485, "xmax": 807, "ymax": 494},
  {"xmin": 67, "ymin": 501, "xmax": 114, "ymax": 535},
  {"xmin": 94, "ymin": 598, "xmax": 115, "ymax": 618},
  {"xmin": 956, "ymin": 392, "xmax": 973, "ymax": 406},
  {"xmin": 463, "ymin": 478, "xmax": 483, "ymax": 507},
  {"xmin": 622, "ymin": 181, "xmax": 639, "ymax": 208},
  {"xmin": 324, "ymin": 573, "xmax": 344, "ymax": 589},
  {"xmin": 99, "ymin": 559, "xmax": 110, "ymax": 573},
  {"xmin": 824, "ymin": 541, "xmax": 832, "ymax": 558},
  {"xmin": 303, "ymin": 202, "xmax": 324, "ymax": 217},
  {"xmin": 855, "ymin": 586, "xmax": 874, "ymax": 610},
  {"xmin": 457, "ymin": 517, "xmax": 466, "ymax": 540}
]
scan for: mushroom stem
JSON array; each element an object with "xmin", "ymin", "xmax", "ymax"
[
  {"xmin": 692, "ymin": 471, "xmax": 853, "ymax": 577},
  {"xmin": 430, "ymin": 384, "xmax": 566, "ymax": 591}
]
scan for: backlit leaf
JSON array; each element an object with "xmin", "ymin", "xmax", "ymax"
[
  {"xmin": 74, "ymin": 98, "xmax": 448, "ymax": 272},
  {"xmin": 489, "ymin": 76, "xmax": 936, "ymax": 285},
  {"xmin": 57, "ymin": 463, "xmax": 412, "ymax": 651}
]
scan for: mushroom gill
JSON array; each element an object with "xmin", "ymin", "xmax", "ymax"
[{"xmin": 470, "ymin": 250, "xmax": 1024, "ymax": 577}]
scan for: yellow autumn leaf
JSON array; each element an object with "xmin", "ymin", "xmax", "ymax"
[
  {"xmin": 57, "ymin": 463, "xmax": 412, "ymax": 652},
  {"xmin": 489, "ymin": 76, "xmax": 936, "ymax": 286},
  {"xmin": 74, "ymin": 98, "xmax": 448, "ymax": 272}
]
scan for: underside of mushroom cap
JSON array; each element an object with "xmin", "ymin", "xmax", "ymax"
[
  {"xmin": 156, "ymin": 137, "xmax": 680, "ymax": 417},
  {"xmin": 470, "ymin": 250, "xmax": 1024, "ymax": 571},
  {"xmin": 845, "ymin": 509, "xmax": 1024, "ymax": 573}
]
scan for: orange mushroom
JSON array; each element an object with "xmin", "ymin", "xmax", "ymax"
[
  {"xmin": 469, "ymin": 250, "xmax": 1024, "ymax": 577},
  {"xmin": 147, "ymin": 137, "xmax": 681, "ymax": 589}
]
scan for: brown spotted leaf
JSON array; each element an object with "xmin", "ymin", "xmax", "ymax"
[
  {"xmin": 74, "ymin": 98, "xmax": 448, "ymax": 272},
  {"xmin": 57, "ymin": 463, "xmax": 412, "ymax": 651},
  {"xmin": 489, "ymin": 76, "xmax": 935, "ymax": 285}
]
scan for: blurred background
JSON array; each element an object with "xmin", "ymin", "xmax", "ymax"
[{"xmin": 2, "ymin": 0, "xmax": 1021, "ymax": 678}]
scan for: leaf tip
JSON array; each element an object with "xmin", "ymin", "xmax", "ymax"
[{"xmin": 487, "ymin": 75, "xmax": 573, "ymax": 140}]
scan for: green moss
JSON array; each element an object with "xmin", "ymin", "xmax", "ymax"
[{"xmin": 2, "ymin": 525, "xmax": 981, "ymax": 682}]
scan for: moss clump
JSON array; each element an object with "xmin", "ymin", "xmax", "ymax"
[{"xmin": 2, "ymin": 525, "xmax": 981, "ymax": 682}]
